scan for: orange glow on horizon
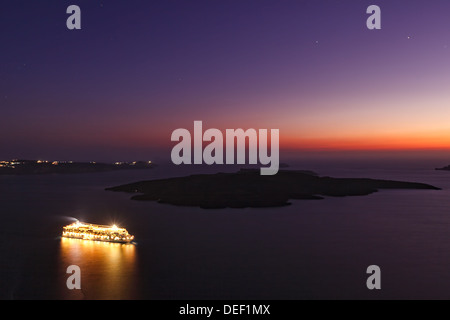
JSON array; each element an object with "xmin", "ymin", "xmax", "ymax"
[{"xmin": 280, "ymin": 131, "xmax": 450, "ymax": 151}]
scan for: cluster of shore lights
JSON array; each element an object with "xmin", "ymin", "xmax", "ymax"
[{"xmin": 62, "ymin": 221, "xmax": 134, "ymax": 242}]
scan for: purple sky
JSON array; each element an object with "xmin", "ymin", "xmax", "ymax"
[{"xmin": 2, "ymin": 0, "xmax": 450, "ymax": 162}]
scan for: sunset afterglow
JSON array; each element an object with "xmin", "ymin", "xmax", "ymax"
[{"xmin": 2, "ymin": 1, "xmax": 450, "ymax": 160}]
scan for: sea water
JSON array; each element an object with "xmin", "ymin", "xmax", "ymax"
[{"xmin": 1, "ymin": 158, "xmax": 450, "ymax": 299}]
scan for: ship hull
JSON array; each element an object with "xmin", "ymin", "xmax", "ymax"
[{"xmin": 62, "ymin": 234, "xmax": 133, "ymax": 244}]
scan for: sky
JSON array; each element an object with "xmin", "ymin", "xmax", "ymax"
[{"xmin": 1, "ymin": 0, "xmax": 450, "ymax": 162}]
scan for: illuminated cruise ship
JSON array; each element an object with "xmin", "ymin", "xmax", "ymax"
[{"xmin": 62, "ymin": 221, "xmax": 134, "ymax": 243}]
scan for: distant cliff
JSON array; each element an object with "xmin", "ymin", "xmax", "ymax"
[{"xmin": 0, "ymin": 160, "xmax": 155, "ymax": 175}]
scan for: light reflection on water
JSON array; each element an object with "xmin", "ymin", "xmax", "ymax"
[{"xmin": 58, "ymin": 237, "xmax": 138, "ymax": 300}]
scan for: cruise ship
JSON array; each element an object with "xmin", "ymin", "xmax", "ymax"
[{"xmin": 62, "ymin": 220, "xmax": 134, "ymax": 243}]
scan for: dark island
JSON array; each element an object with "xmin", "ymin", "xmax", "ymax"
[
  {"xmin": 436, "ymin": 165, "xmax": 450, "ymax": 171},
  {"xmin": 105, "ymin": 169, "xmax": 440, "ymax": 209},
  {"xmin": 0, "ymin": 159, "xmax": 154, "ymax": 175}
]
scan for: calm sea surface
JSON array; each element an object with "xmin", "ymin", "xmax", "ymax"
[{"xmin": 1, "ymin": 159, "xmax": 450, "ymax": 299}]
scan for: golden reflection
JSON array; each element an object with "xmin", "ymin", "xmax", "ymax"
[{"xmin": 59, "ymin": 237, "xmax": 138, "ymax": 300}]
